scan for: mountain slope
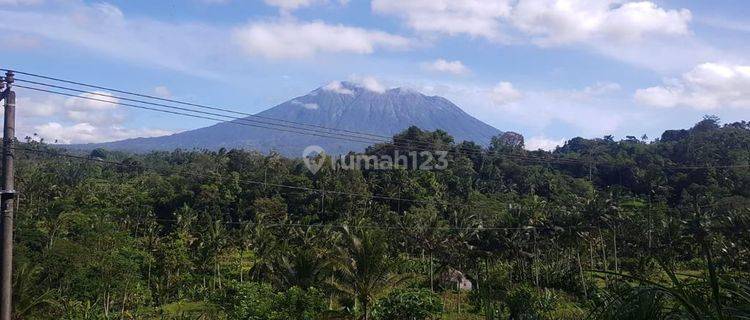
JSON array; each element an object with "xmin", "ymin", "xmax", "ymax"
[{"xmin": 78, "ymin": 82, "xmax": 502, "ymax": 156}]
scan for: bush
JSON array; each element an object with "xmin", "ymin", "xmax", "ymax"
[
  {"xmin": 220, "ymin": 282, "xmax": 274, "ymax": 319},
  {"xmin": 216, "ymin": 282, "xmax": 326, "ymax": 320},
  {"xmin": 506, "ymin": 285, "xmax": 584, "ymax": 320},
  {"xmin": 276, "ymin": 286, "xmax": 327, "ymax": 320},
  {"xmin": 372, "ymin": 288, "xmax": 443, "ymax": 320}
]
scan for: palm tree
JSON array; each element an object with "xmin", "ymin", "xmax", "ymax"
[
  {"xmin": 271, "ymin": 226, "xmax": 331, "ymax": 289},
  {"xmin": 401, "ymin": 205, "xmax": 449, "ymax": 291},
  {"xmin": 329, "ymin": 225, "xmax": 411, "ymax": 320}
]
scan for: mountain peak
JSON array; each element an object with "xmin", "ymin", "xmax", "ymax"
[{"xmin": 81, "ymin": 81, "xmax": 503, "ymax": 155}]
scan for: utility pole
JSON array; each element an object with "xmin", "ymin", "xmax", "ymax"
[{"xmin": 0, "ymin": 70, "xmax": 15, "ymax": 320}]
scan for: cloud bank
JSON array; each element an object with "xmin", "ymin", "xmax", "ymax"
[{"xmin": 635, "ymin": 63, "xmax": 750, "ymax": 109}]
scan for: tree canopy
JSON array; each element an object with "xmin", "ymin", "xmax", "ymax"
[{"xmin": 7, "ymin": 118, "xmax": 750, "ymax": 319}]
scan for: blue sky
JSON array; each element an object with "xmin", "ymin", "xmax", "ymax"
[{"xmin": 2, "ymin": 0, "xmax": 749, "ymax": 150}]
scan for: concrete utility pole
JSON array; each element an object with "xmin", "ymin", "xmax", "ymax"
[{"xmin": 0, "ymin": 70, "xmax": 15, "ymax": 320}]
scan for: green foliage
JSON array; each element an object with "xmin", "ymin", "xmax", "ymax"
[
  {"xmin": 216, "ymin": 282, "xmax": 325, "ymax": 320},
  {"xmin": 329, "ymin": 225, "xmax": 413, "ymax": 319},
  {"xmin": 507, "ymin": 285, "xmax": 552, "ymax": 319},
  {"xmin": 371, "ymin": 288, "xmax": 443, "ymax": 320},
  {"xmin": 7, "ymin": 119, "xmax": 750, "ymax": 319},
  {"xmin": 591, "ymin": 264, "xmax": 750, "ymax": 319}
]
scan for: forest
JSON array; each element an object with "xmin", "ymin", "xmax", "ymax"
[{"xmin": 6, "ymin": 116, "xmax": 750, "ymax": 319}]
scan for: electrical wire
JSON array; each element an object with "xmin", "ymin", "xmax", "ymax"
[
  {"xmin": 14, "ymin": 84, "xmax": 380, "ymax": 145},
  {"xmin": 14, "ymin": 77, "xmax": 390, "ymax": 143},
  {"xmin": 3, "ymin": 69, "xmax": 391, "ymax": 140}
]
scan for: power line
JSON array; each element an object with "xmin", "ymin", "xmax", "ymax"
[
  {"xmin": 6, "ymin": 69, "xmax": 497, "ymax": 148},
  {"xmin": 3, "ymin": 69, "xmax": 391, "ymax": 140},
  {"xmin": 105, "ymin": 214, "xmax": 596, "ymax": 232},
  {"xmin": 14, "ymin": 77, "xmax": 390, "ymax": 144},
  {"xmin": 14, "ymin": 84, "xmax": 380, "ymax": 145}
]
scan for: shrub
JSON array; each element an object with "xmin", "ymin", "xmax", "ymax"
[
  {"xmin": 275, "ymin": 286, "xmax": 327, "ymax": 320},
  {"xmin": 221, "ymin": 282, "xmax": 274, "ymax": 319},
  {"xmin": 216, "ymin": 282, "xmax": 326, "ymax": 320},
  {"xmin": 372, "ymin": 288, "xmax": 443, "ymax": 320}
]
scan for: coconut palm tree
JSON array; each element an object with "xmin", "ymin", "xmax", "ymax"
[
  {"xmin": 271, "ymin": 226, "xmax": 332, "ymax": 289},
  {"xmin": 328, "ymin": 225, "xmax": 411, "ymax": 320}
]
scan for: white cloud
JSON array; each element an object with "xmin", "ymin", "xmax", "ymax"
[
  {"xmin": 263, "ymin": 0, "xmax": 349, "ymax": 12},
  {"xmin": 525, "ymin": 136, "xmax": 565, "ymax": 151},
  {"xmin": 490, "ymin": 81, "xmax": 523, "ymax": 105},
  {"xmin": 417, "ymin": 80, "xmax": 628, "ymax": 137},
  {"xmin": 635, "ymin": 62, "xmax": 750, "ymax": 109},
  {"xmin": 600, "ymin": 2, "xmax": 691, "ymax": 41},
  {"xmin": 61, "ymin": 91, "xmax": 125, "ymax": 125},
  {"xmin": 634, "ymin": 86, "xmax": 680, "ymax": 108},
  {"xmin": 34, "ymin": 122, "xmax": 96, "ymax": 144},
  {"xmin": 357, "ymin": 76, "xmax": 386, "ymax": 93},
  {"xmin": 373, "ymin": 0, "xmax": 702, "ymax": 70},
  {"xmin": 322, "ymin": 77, "xmax": 388, "ymax": 94},
  {"xmin": 153, "ymin": 86, "xmax": 172, "ymax": 98},
  {"xmin": 421, "ymin": 59, "xmax": 470, "ymax": 75},
  {"xmin": 11, "ymin": 90, "xmax": 175, "ymax": 145},
  {"xmin": 510, "ymin": 2, "xmax": 700, "ymax": 71},
  {"xmin": 33, "ymin": 122, "xmax": 174, "ymax": 144},
  {"xmin": 64, "ymin": 91, "xmax": 119, "ymax": 111},
  {"xmin": 291, "ymin": 99, "xmax": 319, "ymax": 110},
  {"xmin": 349, "ymin": 75, "xmax": 393, "ymax": 93},
  {"xmin": 232, "ymin": 20, "xmax": 411, "ymax": 59},
  {"xmin": 323, "ymin": 81, "xmax": 354, "ymax": 95},
  {"xmin": 511, "ymin": 0, "xmax": 691, "ymax": 46},
  {"xmin": 302, "ymin": 103, "xmax": 319, "ymax": 110},
  {"xmin": 372, "ymin": 0, "xmax": 512, "ymax": 39},
  {"xmin": 64, "ymin": 109, "xmax": 125, "ymax": 125},
  {"xmin": 374, "ymin": 0, "xmax": 690, "ymax": 45},
  {"xmin": 16, "ymin": 96, "xmax": 57, "ymax": 118}
]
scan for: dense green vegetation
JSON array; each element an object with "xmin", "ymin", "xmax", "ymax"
[{"xmin": 8, "ymin": 116, "xmax": 750, "ymax": 319}]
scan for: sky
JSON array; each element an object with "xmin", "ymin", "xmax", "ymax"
[{"xmin": 1, "ymin": 0, "xmax": 749, "ymax": 151}]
